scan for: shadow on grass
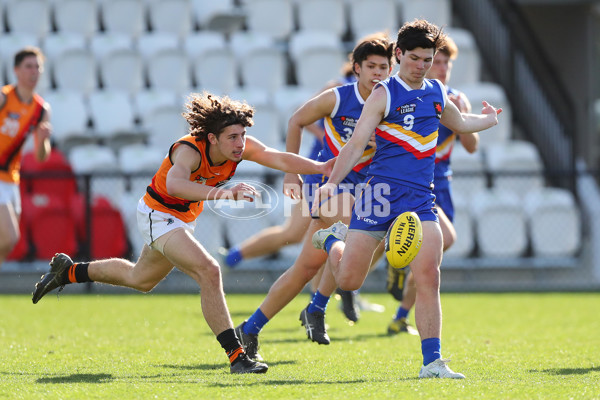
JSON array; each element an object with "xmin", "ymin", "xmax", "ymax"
[
  {"xmin": 36, "ymin": 373, "xmax": 114, "ymax": 384},
  {"xmin": 530, "ymin": 366, "xmax": 600, "ymax": 375},
  {"xmin": 209, "ymin": 378, "xmax": 369, "ymax": 387},
  {"xmin": 159, "ymin": 363, "xmax": 222, "ymax": 371}
]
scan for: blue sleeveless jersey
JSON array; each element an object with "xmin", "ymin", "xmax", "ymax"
[
  {"xmin": 319, "ymin": 81, "xmax": 375, "ymax": 174},
  {"xmin": 369, "ymin": 75, "xmax": 446, "ymax": 191},
  {"xmin": 433, "ymin": 86, "xmax": 460, "ymax": 186}
]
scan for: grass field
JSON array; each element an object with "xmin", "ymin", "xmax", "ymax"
[{"xmin": 1, "ymin": 292, "xmax": 599, "ymax": 399}]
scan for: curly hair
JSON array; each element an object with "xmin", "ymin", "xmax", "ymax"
[
  {"xmin": 182, "ymin": 91, "xmax": 254, "ymax": 141},
  {"xmin": 395, "ymin": 19, "xmax": 445, "ymax": 63}
]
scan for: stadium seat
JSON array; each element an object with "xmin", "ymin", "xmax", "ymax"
[
  {"xmin": 245, "ymin": 0, "xmax": 294, "ymax": 41},
  {"xmin": 88, "ymin": 90, "xmax": 139, "ymax": 146},
  {"xmin": 26, "ymin": 193, "xmax": 79, "ymax": 260},
  {"xmin": 289, "ymin": 31, "xmax": 346, "ymax": 92},
  {"xmin": 52, "ymin": 0, "xmax": 99, "ymax": 39},
  {"xmin": 143, "ymin": 105, "xmax": 189, "ymax": 150},
  {"xmin": 443, "ymin": 199, "xmax": 475, "ymax": 259},
  {"xmin": 485, "ymin": 140, "xmax": 544, "ymax": 199},
  {"xmin": 118, "ymin": 143, "xmax": 165, "ymax": 174},
  {"xmin": 456, "ymin": 82, "xmax": 512, "ymax": 146},
  {"xmin": 5, "ymin": 0, "xmax": 50, "ymax": 39},
  {"xmin": 0, "ymin": 33, "xmax": 40, "ymax": 69},
  {"xmin": 450, "ymin": 144, "xmax": 488, "ymax": 198},
  {"xmin": 471, "ymin": 188, "xmax": 528, "ymax": 258},
  {"xmin": 398, "ymin": 0, "xmax": 451, "ymax": 27},
  {"xmin": 191, "ymin": 49, "xmax": 237, "ymax": 94},
  {"xmin": 100, "ymin": 0, "xmax": 146, "ymax": 39},
  {"xmin": 89, "ymin": 196, "xmax": 130, "ymax": 259},
  {"xmin": 191, "ymin": 0, "xmax": 244, "ymax": 33},
  {"xmin": 99, "ymin": 48, "xmax": 144, "ymax": 95},
  {"xmin": 21, "ymin": 149, "xmax": 78, "ymax": 205},
  {"xmin": 184, "ymin": 31, "xmax": 227, "ymax": 60},
  {"xmin": 444, "ymin": 27, "xmax": 481, "ymax": 87},
  {"xmin": 192, "ymin": 207, "xmax": 225, "ymax": 257},
  {"xmin": 296, "ymin": 0, "xmax": 346, "ymax": 37},
  {"xmin": 272, "ymin": 85, "xmax": 314, "ymax": 134},
  {"xmin": 133, "ymin": 89, "xmax": 180, "ymax": 126},
  {"xmin": 146, "ymin": 0, "xmax": 193, "ymax": 39},
  {"xmin": 90, "ymin": 33, "xmax": 135, "ymax": 62},
  {"xmin": 41, "ymin": 90, "xmax": 93, "ymax": 149},
  {"xmin": 137, "ymin": 32, "xmax": 180, "ymax": 60},
  {"xmin": 239, "ymin": 44, "xmax": 286, "ymax": 93},
  {"xmin": 146, "ymin": 49, "xmax": 192, "ymax": 93},
  {"xmin": 43, "ymin": 32, "xmax": 87, "ymax": 63},
  {"xmin": 51, "ymin": 48, "xmax": 97, "ymax": 96},
  {"xmin": 347, "ymin": 0, "xmax": 398, "ymax": 40},
  {"xmin": 524, "ymin": 188, "xmax": 581, "ymax": 257}
]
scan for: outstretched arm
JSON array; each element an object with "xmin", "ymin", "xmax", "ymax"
[
  {"xmin": 440, "ymin": 92, "xmax": 502, "ymax": 135},
  {"xmin": 243, "ymin": 136, "xmax": 334, "ymax": 176}
]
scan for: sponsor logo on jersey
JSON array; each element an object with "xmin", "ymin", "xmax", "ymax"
[
  {"xmin": 397, "ymin": 104, "xmax": 416, "ymax": 114},
  {"xmin": 340, "ymin": 116, "xmax": 357, "ymax": 128}
]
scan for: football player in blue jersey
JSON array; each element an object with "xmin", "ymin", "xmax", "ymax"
[
  {"xmin": 234, "ymin": 33, "xmax": 394, "ymax": 360},
  {"xmin": 311, "ymin": 19, "xmax": 501, "ymax": 379},
  {"xmin": 387, "ymin": 35, "xmax": 479, "ymax": 336}
]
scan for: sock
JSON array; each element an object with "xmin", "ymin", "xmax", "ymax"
[
  {"xmin": 217, "ymin": 328, "xmax": 244, "ymax": 364},
  {"xmin": 323, "ymin": 235, "xmax": 341, "ymax": 254},
  {"xmin": 244, "ymin": 308, "xmax": 269, "ymax": 335},
  {"xmin": 307, "ymin": 290, "xmax": 330, "ymax": 314},
  {"xmin": 226, "ymin": 246, "xmax": 243, "ymax": 268},
  {"xmin": 60, "ymin": 263, "xmax": 92, "ymax": 285},
  {"xmin": 421, "ymin": 338, "xmax": 442, "ymax": 366},
  {"xmin": 394, "ymin": 306, "xmax": 410, "ymax": 321}
]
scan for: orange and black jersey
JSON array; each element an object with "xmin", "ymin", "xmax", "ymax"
[
  {"xmin": 0, "ymin": 85, "xmax": 45, "ymax": 184},
  {"xmin": 143, "ymin": 135, "xmax": 239, "ymax": 223}
]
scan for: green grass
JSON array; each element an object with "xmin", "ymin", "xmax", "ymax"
[{"xmin": 1, "ymin": 292, "xmax": 599, "ymax": 399}]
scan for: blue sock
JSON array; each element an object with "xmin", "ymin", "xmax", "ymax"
[
  {"xmin": 243, "ymin": 308, "xmax": 269, "ymax": 335},
  {"xmin": 394, "ymin": 306, "xmax": 410, "ymax": 321},
  {"xmin": 226, "ymin": 246, "xmax": 243, "ymax": 268},
  {"xmin": 323, "ymin": 235, "xmax": 341, "ymax": 254},
  {"xmin": 421, "ymin": 338, "xmax": 442, "ymax": 366},
  {"xmin": 307, "ymin": 290, "xmax": 330, "ymax": 314}
]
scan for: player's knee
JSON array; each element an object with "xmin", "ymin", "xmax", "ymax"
[
  {"xmin": 0, "ymin": 234, "xmax": 19, "ymax": 256},
  {"xmin": 193, "ymin": 259, "xmax": 222, "ymax": 285},
  {"xmin": 417, "ymin": 265, "xmax": 440, "ymax": 290},
  {"xmin": 337, "ymin": 273, "xmax": 361, "ymax": 292}
]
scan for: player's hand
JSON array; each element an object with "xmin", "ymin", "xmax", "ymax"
[
  {"xmin": 320, "ymin": 158, "xmax": 336, "ymax": 177},
  {"xmin": 36, "ymin": 121, "xmax": 52, "ymax": 139},
  {"xmin": 230, "ymin": 183, "xmax": 260, "ymax": 202},
  {"xmin": 367, "ymin": 132, "xmax": 377, "ymax": 149},
  {"xmin": 283, "ymin": 173, "xmax": 303, "ymax": 200},
  {"xmin": 481, "ymin": 100, "xmax": 502, "ymax": 124},
  {"xmin": 311, "ymin": 182, "xmax": 336, "ymax": 215}
]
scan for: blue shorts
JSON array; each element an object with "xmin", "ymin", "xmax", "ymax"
[
  {"xmin": 349, "ymin": 176, "xmax": 438, "ymax": 233},
  {"xmin": 433, "ymin": 177, "xmax": 454, "ymax": 222},
  {"xmin": 304, "ymin": 170, "xmax": 367, "ymax": 218}
]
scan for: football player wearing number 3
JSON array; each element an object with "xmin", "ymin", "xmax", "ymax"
[
  {"xmin": 31, "ymin": 92, "xmax": 335, "ymax": 374},
  {"xmin": 311, "ymin": 19, "xmax": 502, "ymax": 379}
]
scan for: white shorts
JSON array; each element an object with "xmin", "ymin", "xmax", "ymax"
[
  {"xmin": 0, "ymin": 181, "xmax": 21, "ymax": 215},
  {"xmin": 136, "ymin": 198, "xmax": 196, "ymax": 250}
]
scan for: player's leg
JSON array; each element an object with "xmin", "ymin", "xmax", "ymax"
[
  {"xmin": 224, "ymin": 199, "xmax": 311, "ymax": 267},
  {"xmin": 388, "ymin": 270, "xmax": 418, "ymax": 335},
  {"xmin": 0, "ymin": 202, "xmax": 19, "ymax": 267},
  {"xmin": 437, "ymin": 205, "xmax": 456, "ymax": 251}
]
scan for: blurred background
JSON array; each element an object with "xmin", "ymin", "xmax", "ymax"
[{"xmin": 1, "ymin": 0, "xmax": 599, "ymax": 293}]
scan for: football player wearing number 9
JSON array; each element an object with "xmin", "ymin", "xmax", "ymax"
[
  {"xmin": 311, "ymin": 19, "xmax": 502, "ymax": 379},
  {"xmin": 31, "ymin": 92, "xmax": 335, "ymax": 374},
  {"xmin": 234, "ymin": 34, "xmax": 394, "ymax": 356},
  {"xmin": 387, "ymin": 35, "xmax": 480, "ymax": 337}
]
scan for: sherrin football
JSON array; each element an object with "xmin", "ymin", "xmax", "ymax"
[{"xmin": 385, "ymin": 211, "xmax": 423, "ymax": 269}]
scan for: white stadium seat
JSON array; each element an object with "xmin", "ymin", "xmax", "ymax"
[
  {"xmin": 6, "ymin": 0, "xmax": 50, "ymax": 39},
  {"xmin": 101, "ymin": 0, "xmax": 146, "ymax": 39},
  {"xmin": 53, "ymin": 0, "xmax": 99, "ymax": 39},
  {"xmin": 245, "ymin": 0, "xmax": 294, "ymax": 40},
  {"xmin": 450, "ymin": 144, "xmax": 488, "ymax": 198},
  {"xmin": 99, "ymin": 48, "xmax": 144, "ymax": 95},
  {"xmin": 296, "ymin": 0, "xmax": 346, "ymax": 37},
  {"xmin": 444, "ymin": 27, "xmax": 481, "ymax": 87},
  {"xmin": 472, "ymin": 188, "xmax": 528, "ymax": 258},
  {"xmin": 144, "ymin": 105, "xmax": 189, "ymax": 150},
  {"xmin": 146, "ymin": 49, "xmax": 192, "ymax": 93},
  {"xmin": 146, "ymin": 0, "xmax": 193, "ymax": 39},
  {"xmin": 134, "ymin": 89, "xmax": 180, "ymax": 125},
  {"xmin": 240, "ymin": 46, "xmax": 286, "ymax": 93},
  {"xmin": 398, "ymin": 0, "xmax": 451, "ymax": 27},
  {"xmin": 457, "ymin": 82, "xmax": 513, "ymax": 147},
  {"xmin": 347, "ymin": 0, "xmax": 398, "ymax": 40},
  {"xmin": 524, "ymin": 188, "xmax": 581, "ymax": 257},
  {"xmin": 43, "ymin": 32, "xmax": 87, "ymax": 63},
  {"xmin": 51, "ymin": 48, "xmax": 97, "ymax": 95},
  {"xmin": 137, "ymin": 32, "xmax": 180, "ymax": 60},
  {"xmin": 184, "ymin": 31, "xmax": 227, "ymax": 60},
  {"xmin": 485, "ymin": 140, "xmax": 545, "ymax": 199},
  {"xmin": 42, "ymin": 90, "xmax": 91, "ymax": 146},
  {"xmin": 192, "ymin": 49, "xmax": 237, "ymax": 94},
  {"xmin": 443, "ymin": 196, "xmax": 475, "ymax": 259},
  {"xmin": 90, "ymin": 33, "xmax": 135, "ymax": 62},
  {"xmin": 118, "ymin": 143, "xmax": 165, "ymax": 174},
  {"xmin": 191, "ymin": 0, "xmax": 244, "ymax": 33},
  {"xmin": 88, "ymin": 90, "xmax": 137, "ymax": 141}
]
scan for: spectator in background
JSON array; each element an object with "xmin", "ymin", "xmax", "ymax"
[
  {"xmin": 387, "ymin": 35, "xmax": 479, "ymax": 336},
  {"xmin": 31, "ymin": 91, "xmax": 335, "ymax": 374},
  {"xmin": 0, "ymin": 47, "xmax": 51, "ymax": 269}
]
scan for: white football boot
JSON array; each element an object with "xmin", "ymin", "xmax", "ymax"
[{"xmin": 419, "ymin": 359, "xmax": 465, "ymax": 379}]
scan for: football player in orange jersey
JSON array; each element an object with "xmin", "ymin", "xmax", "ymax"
[
  {"xmin": 32, "ymin": 91, "xmax": 334, "ymax": 374},
  {"xmin": 0, "ymin": 47, "xmax": 51, "ymax": 269}
]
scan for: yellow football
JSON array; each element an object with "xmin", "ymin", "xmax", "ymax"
[{"xmin": 385, "ymin": 211, "xmax": 423, "ymax": 269}]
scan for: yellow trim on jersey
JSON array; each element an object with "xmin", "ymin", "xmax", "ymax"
[{"xmin": 379, "ymin": 121, "xmax": 438, "ymax": 146}]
